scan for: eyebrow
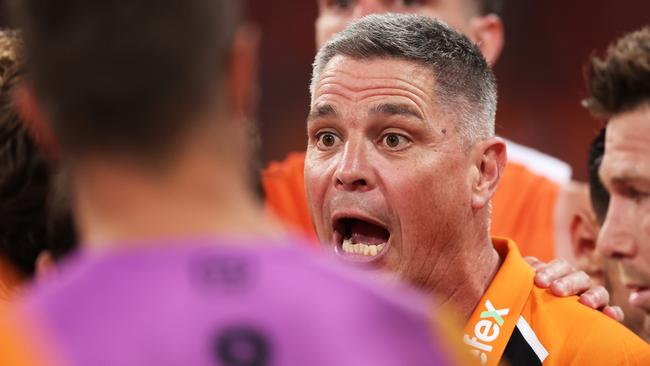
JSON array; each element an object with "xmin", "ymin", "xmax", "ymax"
[
  {"xmin": 308, "ymin": 104, "xmax": 339, "ymax": 122},
  {"xmin": 600, "ymin": 163, "xmax": 650, "ymax": 190},
  {"xmin": 369, "ymin": 103, "xmax": 424, "ymax": 121}
]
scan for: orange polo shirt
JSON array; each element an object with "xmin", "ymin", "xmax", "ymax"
[
  {"xmin": 463, "ymin": 237, "xmax": 650, "ymax": 366},
  {"xmin": 262, "ymin": 152, "xmax": 558, "ymax": 260}
]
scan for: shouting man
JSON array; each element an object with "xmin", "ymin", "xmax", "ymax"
[{"xmin": 305, "ymin": 14, "xmax": 650, "ymax": 365}]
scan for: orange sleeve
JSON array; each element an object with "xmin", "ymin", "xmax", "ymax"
[
  {"xmin": 491, "ymin": 161, "xmax": 559, "ymax": 262},
  {"xmin": 0, "ymin": 311, "xmax": 54, "ymax": 366},
  {"xmin": 262, "ymin": 152, "xmax": 317, "ymax": 244},
  {"xmin": 0, "ymin": 257, "xmax": 24, "ymax": 305},
  {"xmin": 526, "ymin": 289, "xmax": 650, "ymax": 365}
]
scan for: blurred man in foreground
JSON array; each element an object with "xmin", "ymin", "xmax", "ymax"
[
  {"xmin": 305, "ymin": 14, "xmax": 650, "ymax": 365},
  {"xmin": 4, "ymin": 1, "xmax": 455, "ymax": 365},
  {"xmin": 585, "ymin": 26, "xmax": 650, "ymax": 343}
]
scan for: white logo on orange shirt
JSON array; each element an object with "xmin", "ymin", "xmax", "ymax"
[{"xmin": 463, "ymin": 299, "xmax": 510, "ymax": 365}]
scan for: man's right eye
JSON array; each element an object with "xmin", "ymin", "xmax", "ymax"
[{"xmin": 316, "ymin": 132, "xmax": 342, "ymax": 149}]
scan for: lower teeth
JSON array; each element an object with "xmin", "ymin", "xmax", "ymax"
[{"xmin": 341, "ymin": 238, "xmax": 385, "ymax": 256}]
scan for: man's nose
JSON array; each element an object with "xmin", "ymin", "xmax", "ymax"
[
  {"xmin": 353, "ymin": 0, "xmax": 393, "ymax": 18},
  {"xmin": 334, "ymin": 139, "xmax": 374, "ymax": 192},
  {"xmin": 598, "ymin": 197, "xmax": 639, "ymax": 260}
]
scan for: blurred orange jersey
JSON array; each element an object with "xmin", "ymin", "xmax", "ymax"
[
  {"xmin": 0, "ymin": 257, "xmax": 24, "ymax": 305},
  {"xmin": 262, "ymin": 151, "xmax": 559, "ymax": 261},
  {"xmin": 262, "ymin": 152, "xmax": 318, "ymax": 242},
  {"xmin": 463, "ymin": 238, "xmax": 650, "ymax": 365},
  {"xmin": 0, "ymin": 309, "xmax": 53, "ymax": 366}
]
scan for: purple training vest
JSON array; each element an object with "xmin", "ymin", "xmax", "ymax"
[{"xmin": 18, "ymin": 237, "xmax": 454, "ymax": 366}]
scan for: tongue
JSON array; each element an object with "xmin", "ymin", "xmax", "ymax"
[{"xmin": 350, "ymin": 220, "xmax": 389, "ymax": 245}]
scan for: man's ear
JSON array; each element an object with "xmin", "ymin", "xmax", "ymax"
[
  {"xmin": 13, "ymin": 84, "xmax": 61, "ymax": 160},
  {"xmin": 226, "ymin": 23, "xmax": 260, "ymax": 121},
  {"xmin": 570, "ymin": 210, "xmax": 605, "ymax": 286},
  {"xmin": 471, "ymin": 137, "xmax": 507, "ymax": 210},
  {"xmin": 467, "ymin": 14, "xmax": 504, "ymax": 66},
  {"xmin": 35, "ymin": 251, "xmax": 57, "ymax": 282}
]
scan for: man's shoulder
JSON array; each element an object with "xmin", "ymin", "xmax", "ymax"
[
  {"xmin": 0, "ymin": 309, "xmax": 51, "ymax": 366},
  {"xmin": 526, "ymin": 287, "xmax": 650, "ymax": 364},
  {"xmin": 492, "ymin": 158, "xmax": 561, "ymax": 261},
  {"xmin": 260, "ymin": 151, "xmax": 315, "ymax": 237},
  {"xmin": 21, "ymin": 239, "xmax": 422, "ymax": 311},
  {"xmin": 261, "ymin": 151, "xmax": 306, "ymax": 179},
  {"xmin": 502, "ymin": 138, "xmax": 572, "ymax": 185},
  {"xmin": 16, "ymin": 240, "xmax": 448, "ymax": 365}
]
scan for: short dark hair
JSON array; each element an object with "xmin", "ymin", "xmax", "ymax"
[
  {"xmin": 0, "ymin": 29, "xmax": 75, "ymax": 277},
  {"xmin": 584, "ymin": 27, "xmax": 650, "ymax": 119},
  {"xmin": 311, "ymin": 13, "xmax": 497, "ymax": 144},
  {"xmin": 11, "ymin": 0, "xmax": 240, "ymax": 158},
  {"xmin": 587, "ymin": 128, "xmax": 609, "ymax": 225}
]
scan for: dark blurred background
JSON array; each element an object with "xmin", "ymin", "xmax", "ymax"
[
  {"xmin": 2, "ymin": 1, "xmax": 648, "ymax": 180},
  {"xmin": 248, "ymin": 0, "xmax": 649, "ymax": 181}
]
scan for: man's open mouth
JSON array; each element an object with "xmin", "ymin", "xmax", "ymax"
[{"xmin": 333, "ymin": 217, "xmax": 390, "ymax": 258}]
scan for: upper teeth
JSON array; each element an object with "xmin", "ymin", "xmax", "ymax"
[{"xmin": 341, "ymin": 237, "xmax": 385, "ymax": 256}]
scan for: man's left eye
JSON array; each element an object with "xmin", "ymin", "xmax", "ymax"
[
  {"xmin": 381, "ymin": 133, "xmax": 410, "ymax": 150},
  {"xmin": 329, "ymin": 0, "xmax": 352, "ymax": 9},
  {"xmin": 628, "ymin": 187, "xmax": 650, "ymax": 203}
]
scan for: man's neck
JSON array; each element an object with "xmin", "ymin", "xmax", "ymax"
[
  {"xmin": 428, "ymin": 232, "xmax": 502, "ymax": 324},
  {"xmin": 72, "ymin": 156, "xmax": 279, "ymax": 249}
]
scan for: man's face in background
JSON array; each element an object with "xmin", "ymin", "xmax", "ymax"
[
  {"xmin": 569, "ymin": 127, "xmax": 650, "ymax": 341},
  {"xmin": 605, "ymin": 261, "xmax": 650, "ymax": 342},
  {"xmin": 316, "ymin": 0, "xmax": 478, "ymax": 48},
  {"xmin": 598, "ymin": 105, "xmax": 650, "ymax": 341}
]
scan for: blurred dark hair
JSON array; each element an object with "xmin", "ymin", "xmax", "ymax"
[
  {"xmin": 0, "ymin": 29, "xmax": 75, "ymax": 277},
  {"xmin": 587, "ymin": 128, "xmax": 609, "ymax": 225},
  {"xmin": 584, "ymin": 27, "xmax": 650, "ymax": 119},
  {"xmin": 11, "ymin": 0, "xmax": 240, "ymax": 159}
]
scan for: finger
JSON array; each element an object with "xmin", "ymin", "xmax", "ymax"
[
  {"xmin": 551, "ymin": 270, "xmax": 592, "ymax": 297},
  {"xmin": 578, "ymin": 285, "xmax": 610, "ymax": 309},
  {"xmin": 602, "ymin": 306, "xmax": 624, "ymax": 322},
  {"xmin": 534, "ymin": 258, "xmax": 573, "ymax": 288},
  {"xmin": 524, "ymin": 256, "xmax": 546, "ymax": 271}
]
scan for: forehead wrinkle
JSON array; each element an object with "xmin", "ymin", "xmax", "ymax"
[
  {"xmin": 317, "ymin": 72, "xmax": 432, "ymax": 97},
  {"xmin": 316, "ymin": 61, "xmax": 434, "ymax": 100},
  {"xmin": 606, "ymin": 108, "xmax": 650, "ymax": 149},
  {"xmin": 604, "ymin": 129, "xmax": 650, "ymax": 180},
  {"xmin": 314, "ymin": 80, "xmax": 435, "ymax": 118},
  {"xmin": 607, "ymin": 129, "xmax": 650, "ymax": 152},
  {"xmin": 313, "ymin": 59, "xmax": 441, "ymax": 127},
  {"xmin": 600, "ymin": 150, "xmax": 650, "ymax": 189}
]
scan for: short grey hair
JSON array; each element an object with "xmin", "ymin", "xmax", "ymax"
[{"xmin": 310, "ymin": 14, "xmax": 497, "ymax": 145}]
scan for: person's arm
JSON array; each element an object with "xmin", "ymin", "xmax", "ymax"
[{"xmin": 525, "ymin": 256, "xmax": 623, "ymax": 321}]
